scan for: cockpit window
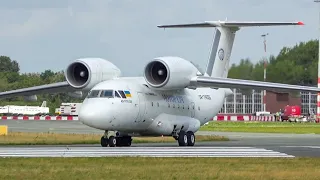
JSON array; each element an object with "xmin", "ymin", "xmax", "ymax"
[
  {"xmin": 100, "ymin": 90, "xmax": 114, "ymax": 98},
  {"xmin": 118, "ymin": 90, "xmax": 126, "ymax": 98},
  {"xmin": 115, "ymin": 91, "xmax": 121, "ymax": 98},
  {"xmin": 87, "ymin": 90, "xmax": 100, "ymax": 98}
]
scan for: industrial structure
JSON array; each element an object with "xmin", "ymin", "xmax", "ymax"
[{"xmin": 218, "ymin": 89, "xmax": 316, "ymax": 115}]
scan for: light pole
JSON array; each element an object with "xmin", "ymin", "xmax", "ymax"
[
  {"xmin": 261, "ymin": 33, "xmax": 269, "ymax": 112},
  {"xmin": 315, "ymin": 0, "xmax": 320, "ymax": 122}
]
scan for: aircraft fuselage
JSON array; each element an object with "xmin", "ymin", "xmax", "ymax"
[{"xmin": 78, "ymin": 77, "xmax": 226, "ymax": 137}]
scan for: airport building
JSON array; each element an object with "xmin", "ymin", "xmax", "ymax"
[{"xmin": 218, "ymin": 89, "xmax": 317, "ymax": 115}]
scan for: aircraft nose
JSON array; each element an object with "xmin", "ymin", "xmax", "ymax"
[{"xmin": 79, "ymin": 100, "xmax": 110, "ymax": 129}]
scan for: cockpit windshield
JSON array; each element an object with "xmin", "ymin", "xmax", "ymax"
[
  {"xmin": 87, "ymin": 90, "xmax": 115, "ymax": 98},
  {"xmin": 87, "ymin": 90, "xmax": 101, "ymax": 98},
  {"xmin": 100, "ymin": 90, "xmax": 113, "ymax": 98}
]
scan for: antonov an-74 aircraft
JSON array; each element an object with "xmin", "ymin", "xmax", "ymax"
[{"xmin": 0, "ymin": 20, "xmax": 318, "ymax": 147}]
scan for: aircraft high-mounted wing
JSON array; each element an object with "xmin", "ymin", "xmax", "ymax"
[
  {"xmin": 189, "ymin": 77, "xmax": 320, "ymax": 92},
  {"xmin": 0, "ymin": 81, "xmax": 73, "ymax": 99}
]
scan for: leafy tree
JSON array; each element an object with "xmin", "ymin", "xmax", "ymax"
[
  {"xmin": 228, "ymin": 39, "xmax": 319, "ymax": 86},
  {"xmin": 0, "ymin": 56, "xmax": 20, "ymax": 73}
]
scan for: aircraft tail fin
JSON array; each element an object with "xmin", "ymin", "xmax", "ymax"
[
  {"xmin": 40, "ymin": 101, "xmax": 47, "ymax": 107},
  {"xmin": 158, "ymin": 21, "xmax": 304, "ymax": 78}
]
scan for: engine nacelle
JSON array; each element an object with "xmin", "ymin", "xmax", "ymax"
[
  {"xmin": 24, "ymin": 95, "xmax": 37, "ymax": 102},
  {"xmin": 65, "ymin": 58, "xmax": 121, "ymax": 91},
  {"xmin": 143, "ymin": 56, "xmax": 199, "ymax": 90}
]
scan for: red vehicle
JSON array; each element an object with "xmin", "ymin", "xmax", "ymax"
[{"xmin": 281, "ymin": 105, "xmax": 302, "ymax": 122}]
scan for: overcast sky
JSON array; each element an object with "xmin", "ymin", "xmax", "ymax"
[{"xmin": 0, "ymin": 0, "xmax": 318, "ymax": 76}]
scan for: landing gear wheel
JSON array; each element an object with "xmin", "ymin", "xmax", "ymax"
[
  {"xmin": 116, "ymin": 136, "xmax": 132, "ymax": 147},
  {"xmin": 108, "ymin": 136, "xmax": 117, "ymax": 147},
  {"xmin": 186, "ymin": 131, "xmax": 195, "ymax": 146},
  {"xmin": 100, "ymin": 136, "xmax": 108, "ymax": 147},
  {"xmin": 123, "ymin": 136, "xmax": 132, "ymax": 147},
  {"xmin": 178, "ymin": 131, "xmax": 188, "ymax": 146}
]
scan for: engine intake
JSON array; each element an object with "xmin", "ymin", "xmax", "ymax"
[
  {"xmin": 65, "ymin": 58, "xmax": 121, "ymax": 91},
  {"xmin": 144, "ymin": 60, "xmax": 169, "ymax": 88},
  {"xmin": 144, "ymin": 57, "xmax": 199, "ymax": 90},
  {"xmin": 66, "ymin": 61, "xmax": 90, "ymax": 89}
]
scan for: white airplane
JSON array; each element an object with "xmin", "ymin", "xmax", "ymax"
[{"xmin": 0, "ymin": 20, "xmax": 318, "ymax": 147}]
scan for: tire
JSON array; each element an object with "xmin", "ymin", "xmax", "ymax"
[
  {"xmin": 186, "ymin": 131, "xmax": 195, "ymax": 146},
  {"xmin": 116, "ymin": 136, "xmax": 132, "ymax": 147},
  {"xmin": 100, "ymin": 136, "xmax": 108, "ymax": 147},
  {"xmin": 178, "ymin": 131, "xmax": 187, "ymax": 146},
  {"xmin": 108, "ymin": 136, "xmax": 117, "ymax": 147},
  {"xmin": 124, "ymin": 136, "xmax": 132, "ymax": 147}
]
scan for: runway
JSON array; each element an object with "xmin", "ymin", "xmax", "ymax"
[
  {"xmin": 1, "ymin": 120, "xmax": 320, "ymax": 157},
  {"xmin": 0, "ymin": 146, "xmax": 294, "ymax": 157}
]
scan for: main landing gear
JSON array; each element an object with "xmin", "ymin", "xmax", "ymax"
[
  {"xmin": 100, "ymin": 131, "xmax": 132, "ymax": 147},
  {"xmin": 174, "ymin": 130, "xmax": 195, "ymax": 146}
]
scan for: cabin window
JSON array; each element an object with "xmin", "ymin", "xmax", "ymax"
[
  {"xmin": 198, "ymin": 106, "xmax": 200, "ymax": 111},
  {"xmin": 182, "ymin": 105, "xmax": 184, "ymax": 109},
  {"xmin": 152, "ymin": 102, "xmax": 154, "ymax": 106},
  {"xmin": 178, "ymin": 104, "xmax": 180, "ymax": 109},
  {"xmin": 188, "ymin": 106, "xmax": 190, "ymax": 110},
  {"xmin": 168, "ymin": 103, "xmax": 170, "ymax": 108},
  {"xmin": 157, "ymin": 102, "xmax": 159, "ymax": 107},
  {"xmin": 173, "ymin": 104, "xmax": 175, "ymax": 108}
]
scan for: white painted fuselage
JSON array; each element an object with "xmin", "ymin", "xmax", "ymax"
[{"xmin": 79, "ymin": 77, "xmax": 226, "ymax": 137}]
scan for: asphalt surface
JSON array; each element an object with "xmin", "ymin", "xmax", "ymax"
[
  {"xmin": 0, "ymin": 146, "xmax": 294, "ymax": 157},
  {"xmin": 1, "ymin": 120, "xmax": 320, "ymax": 157}
]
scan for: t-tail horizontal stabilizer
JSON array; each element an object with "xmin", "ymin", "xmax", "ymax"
[
  {"xmin": 157, "ymin": 21, "xmax": 304, "ymax": 28},
  {"xmin": 158, "ymin": 20, "xmax": 304, "ymax": 78}
]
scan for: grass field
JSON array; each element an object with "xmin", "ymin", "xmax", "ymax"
[
  {"xmin": 0, "ymin": 157, "xmax": 319, "ymax": 180},
  {"xmin": 0, "ymin": 132, "xmax": 228, "ymax": 145},
  {"xmin": 200, "ymin": 121, "xmax": 320, "ymax": 134}
]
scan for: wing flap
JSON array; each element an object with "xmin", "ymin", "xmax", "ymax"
[
  {"xmin": 190, "ymin": 77, "xmax": 320, "ymax": 92},
  {"xmin": 0, "ymin": 81, "xmax": 71, "ymax": 99}
]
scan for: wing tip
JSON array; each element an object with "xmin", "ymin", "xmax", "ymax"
[{"xmin": 297, "ymin": 21, "xmax": 304, "ymax": 25}]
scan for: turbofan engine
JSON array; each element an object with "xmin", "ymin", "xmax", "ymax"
[
  {"xmin": 65, "ymin": 58, "xmax": 121, "ymax": 91},
  {"xmin": 144, "ymin": 57, "xmax": 199, "ymax": 90}
]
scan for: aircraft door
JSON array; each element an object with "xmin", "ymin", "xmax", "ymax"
[
  {"xmin": 190, "ymin": 102, "xmax": 195, "ymax": 118},
  {"xmin": 136, "ymin": 92, "xmax": 146, "ymax": 123}
]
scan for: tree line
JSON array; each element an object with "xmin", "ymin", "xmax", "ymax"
[
  {"xmin": 228, "ymin": 39, "xmax": 318, "ymax": 86},
  {"xmin": 0, "ymin": 39, "xmax": 318, "ymax": 113},
  {"xmin": 0, "ymin": 56, "xmax": 81, "ymax": 114}
]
